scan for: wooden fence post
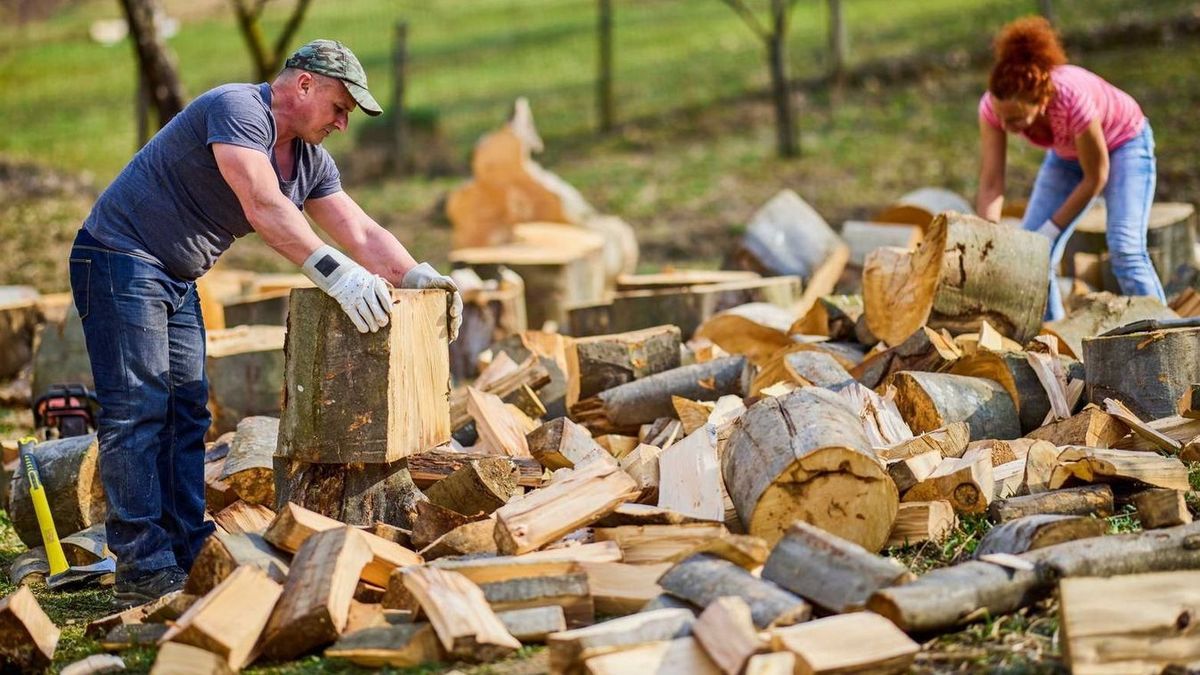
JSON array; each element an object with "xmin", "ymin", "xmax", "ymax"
[
  {"xmin": 392, "ymin": 20, "xmax": 410, "ymax": 175},
  {"xmin": 596, "ymin": 0, "xmax": 615, "ymax": 133}
]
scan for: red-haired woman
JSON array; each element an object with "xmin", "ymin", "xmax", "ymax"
[{"xmin": 976, "ymin": 16, "xmax": 1163, "ymax": 320}]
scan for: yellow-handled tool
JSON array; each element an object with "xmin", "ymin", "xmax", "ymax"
[{"xmin": 18, "ymin": 437, "xmax": 69, "ymax": 577}]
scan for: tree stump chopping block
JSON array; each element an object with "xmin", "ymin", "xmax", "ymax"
[
  {"xmin": 9, "ymin": 434, "xmax": 106, "ymax": 547},
  {"xmin": 722, "ymin": 387, "xmax": 897, "ymax": 551},
  {"xmin": 1083, "ymin": 325, "xmax": 1200, "ymax": 420}
]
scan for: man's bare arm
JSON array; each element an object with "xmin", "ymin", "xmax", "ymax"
[
  {"xmin": 212, "ymin": 143, "xmax": 325, "ymax": 264},
  {"xmin": 305, "ymin": 190, "xmax": 418, "ymax": 286}
]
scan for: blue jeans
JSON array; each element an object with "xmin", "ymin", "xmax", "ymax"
[
  {"xmin": 68, "ymin": 229, "xmax": 214, "ymax": 579},
  {"xmin": 1023, "ymin": 121, "xmax": 1165, "ymax": 320}
]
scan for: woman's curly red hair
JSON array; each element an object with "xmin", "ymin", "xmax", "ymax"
[{"xmin": 988, "ymin": 16, "xmax": 1067, "ymax": 105}]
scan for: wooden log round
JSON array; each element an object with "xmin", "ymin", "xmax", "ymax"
[
  {"xmin": 732, "ymin": 190, "xmax": 844, "ymax": 281},
  {"xmin": 1083, "ymin": 325, "xmax": 1200, "ymax": 421},
  {"xmin": 872, "ymin": 187, "xmax": 972, "ymax": 229},
  {"xmin": 889, "ymin": 371, "xmax": 1020, "ymax": 441},
  {"xmin": 1063, "ymin": 202, "xmax": 1197, "ymax": 293},
  {"xmin": 723, "ymin": 387, "xmax": 898, "ymax": 551},
  {"xmin": 1044, "ymin": 291, "xmax": 1177, "ymax": 359},
  {"xmin": 657, "ymin": 554, "xmax": 810, "ymax": 630},
  {"xmin": 988, "ymin": 484, "xmax": 1114, "ymax": 523},
  {"xmin": 9, "ymin": 434, "xmax": 106, "ymax": 547}
]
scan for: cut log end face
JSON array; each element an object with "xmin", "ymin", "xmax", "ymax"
[{"xmin": 750, "ymin": 448, "xmax": 898, "ymax": 551}]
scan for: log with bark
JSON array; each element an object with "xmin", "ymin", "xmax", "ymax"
[
  {"xmin": 449, "ymin": 268, "xmax": 527, "ymax": 382},
  {"xmin": 949, "ymin": 351, "xmax": 1083, "ymax": 434},
  {"xmin": 325, "ymin": 623, "xmax": 444, "ymax": 669},
  {"xmin": 219, "ymin": 416, "xmax": 277, "ymax": 506},
  {"xmin": 408, "ymin": 448, "xmax": 543, "ymax": 489},
  {"xmin": 988, "ymin": 484, "xmax": 1115, "ymax": 523},
  {"xmin": 866, "ymin": 521, "xmax": 1200, "ymax": 634},
  {"xmin": 424, "ymin": 457, "xmax": 522, "ymax": 516},
  {"xmin": 658, "ymin": 554, "xmax": 810, "ymax": 630},
  {"xmin": 527, "ymin": 418, "xmax": 611, "ymax": 471},
  {"xmin": 850, "ymin": 326, "xmax": 960, "ymax": 389},
  {"xmin": 731, "ymin": 190, "xmax": 848, "ymax": 289},
  {"xmin": 0, "ymin": 288, "xmax": 39, "ymax": 382},
  {"xmin": 272, "ymin": 457, "xmax": 426, "ymax": 530},
  {"xmin": 277, "ymin": 288, "xmax": 450, "ymax": 464},
  {"xmin": 691, "ymin": 596, "xmax": 765, "ymax": 675},
  {"xmin": 723, "ymin": 387, "xmax": 898, "ymax": 551},
  {"xmin": 974, "ymin": 514, "xmax": 1107, "ymax": 557},
  {"xmin": 889, "ymin": 371, "xmax": 1020, "ymax": 440},
  {"xmin": 872, "ymin": 187, "xmax": 972, "ymax": 229},
  {"xmin": 546, "ymin": 608, "xmax": 695, "ymax": 674},
  {"xmin": 1043, "ymin": 291, "xmax": 1177, "ymax": 360},
  {"xmin": 184, "ymin": 532, "xmax": 290, "ymax": 596},
  {"xmin": 762, "ymin": 521, "xmax": 914, "ymax": 613},
  {"xmin": 1084, "ymin": 325, "xmax": 1200, "ymax": 421},
  {"xmin": 565, "ymin": 325, "xmax": 681, "ymax": 408},
  {"xmin": 863, "ymin": 211, "xmax": 1049, "ymax": 346},
  {"xmin": 31, "ymin": 302, "xmax": 92, "ymax": 401},
  {"xmin": 204, "ymin": 325, "xmax": 285, "ymax": 437},
  {"xmin": 1133, "ymin": 488, "xmax": 1193, "ymax": 529},
  {"xmin": 570, "ymin": 356, "xmax": 749, "ymax": 435},
  {"xmin": 901, "ymin": 447, "xmax": 995, "ymax": 515},
  {"xmin": 9, "ymin": 434, "xmax": 106, "ymax": 547}
]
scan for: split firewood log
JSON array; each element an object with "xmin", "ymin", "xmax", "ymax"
[
  {"xmin": 888, "ymin": 371, "xmax": 1020, "ymax": 440},
  {"xmin": 872, "ymin": 187, "xmax": 972, "ymax": 229}
]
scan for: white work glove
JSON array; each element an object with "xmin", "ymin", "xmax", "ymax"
[
  {"xmin": 1034, "ymin": 219, "xmax": 1062, "ymax": 242},
  {"xmin": 401, "ymin": 262, "xmax": 463, "ymax": 342},
  {"xmin": 302, "ymin": 245, "xmax": 391, "ymax": 334}
]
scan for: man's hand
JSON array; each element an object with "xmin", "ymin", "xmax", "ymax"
[
  {"xmin": 1034, "ymin": 218, "xmax": 1062, "ymax": 242},
  {"xmin": 402, "ymin": 262, "xmax": 463, "ymax": 342},
  {"xmin": 302, "ymin": 245, "xmax": 391, "ymax": 333}
]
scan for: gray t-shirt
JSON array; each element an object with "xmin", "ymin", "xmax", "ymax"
[{"xmin": 84, "ymin": 83, "xmax": 342, "ymax": 280}]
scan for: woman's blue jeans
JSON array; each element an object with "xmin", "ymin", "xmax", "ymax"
[
  {"xmin": 1022, "ymin": 122, "xmax": 1165, "ymax": 320},
  {"xmin": 68, "ymin": 229, "xmax": 214, "ymax": 580}
]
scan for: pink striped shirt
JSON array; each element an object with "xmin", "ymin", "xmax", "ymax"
[{"xmin": 979, "ymin": 64, "xmax": 1144, "ymax": 160}]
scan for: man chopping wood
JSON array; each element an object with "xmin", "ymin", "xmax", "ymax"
[{"xmin": 67, "ymin": 39, "xmax": 462, "ymax": 607}]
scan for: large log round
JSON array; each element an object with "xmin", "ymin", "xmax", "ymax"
[
  {"xmin": 864, "ymin": 212, "xmax": 1050, "ymax": 347},
  {"xmin": 889, "ymin": 371, "xmax": 1020, "ymax": 440},
  {"xmin": 950, "ymin": 352, "xmax": 1084, "ymax": 434},
  {"xmin": 1063, "ymin": 202, "xmax": 1197, "ymax": 292},
  {"xmin": 722, "ymin": 387, "xmax": 897, "ymax": 552},
  {"xmin": 9, "ymin": 434, "xmax": 106, "ymax": 547},
  {"xmin": 1083, "ymin": 325, "xmax": 1200, "ymax": 421}
]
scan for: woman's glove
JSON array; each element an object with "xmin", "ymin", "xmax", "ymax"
[
  {"xmin": 302, "ymin": 245, "xmax": 391, "ymax": 333},
  {"xmin": 1034, "ymin": 218, "xmax": 1062, "ymax": 242},
  {"xmin": 402, "ymin": 262, "xmax": 464, "ymax": 342}
]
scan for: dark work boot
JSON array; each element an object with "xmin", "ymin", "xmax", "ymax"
[{"xmin": 112, "ymin": 566, "xmax": 188, "ymax": 609}]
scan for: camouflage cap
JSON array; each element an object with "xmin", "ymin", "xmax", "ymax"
[{"xmin": 285, "ymin": 39, "xmax": 382, "ymax": 117}]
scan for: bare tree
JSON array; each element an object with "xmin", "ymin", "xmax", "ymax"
[
  {"xmin": 119, "ymin": 0, "xmax": 187, "ymax": 131},
  {"xmin": 719, "ymin": 0, "xmax": 800, "ymax": 158},
  {"xmin": 229, "ymin": 0, "xmax": 314, "ymax": 82}
]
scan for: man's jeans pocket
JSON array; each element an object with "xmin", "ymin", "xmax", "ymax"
[{"xmin": 69, "ymin": 257, "xmax": 91, "ymax": 320}]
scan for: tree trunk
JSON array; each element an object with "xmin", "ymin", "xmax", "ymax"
[
  {"xmin": 9, "ymin": 435, "xmax": 106, "ymax": 547},
  {"xmin": 827, "ymin": 0, "xmax": 848, "ymax": 84},
  {"xmin": 723, "ymin": 388, "xmax": 897, "ymax": 551},
  {"xmin": 767, "ymin": 0, "xmax": 797, "ymax": 158},
  {"xmin": 1083, "ymin": 325, "xmax": 1200, "ymax": 421},
  {"xmin": 973, "ymin": 514, "xmax": 1106, "ymax": 557},
  {"xmin": 866, "ymin": 521, "xmax": 1200, "ymax": 635},
  {"xmin": 118, "ymin": 0, "xmax": 186, "ymax": 128},
  {"xmin": 272, "ymin": 457, "xmax": 427, "ymax": 530},
  {"xmin": 596, "ymin": 0, "xmax": 614, "ymax": 133}
]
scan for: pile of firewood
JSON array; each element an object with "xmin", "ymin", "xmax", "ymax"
[{"xmin": 3, "ymin": 199, "xmax": 1200, "ymax": 674}]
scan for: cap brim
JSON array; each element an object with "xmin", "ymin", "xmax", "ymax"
[{"xmin": 345, "ymin": 80, "xmax": 383, "ymax": 117}]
